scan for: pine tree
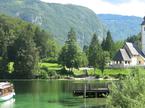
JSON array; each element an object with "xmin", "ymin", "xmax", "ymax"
[
  {"xmin": 58, "ymin": 28, "xmax": 87, "ymax": 72},
  {"xmin": 88, "ymin": 33, "xmax": 102, "ymax": 73},
  {"xmin": 104, "ymin": 31, "xmax": 114, "ymax": 58},
  {"xmin": 58, "ymin": 28, "xmax": 78, "ymax": 72},
  {"xmin": 101, "ymin": 38, "xmax": 106, "ymax": 50}
]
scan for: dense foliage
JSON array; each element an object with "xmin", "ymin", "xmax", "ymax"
[
  {"xmin": 58, "ymin": 28, "xmax": 88, "ymax": 72},
  {"xmin": 88, "ymin": 33, "xmax": 102, "ymax": 71},
  {"xmin": 107, "ymin": 68, "xmax": 145, "ymax": 108},
  {"xmin": 0, "ymin": 14, "xmax": 57, "ymax": 79}
]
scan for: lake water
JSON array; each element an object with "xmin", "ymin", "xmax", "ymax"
[{"xmin": 0, "ymin": 80, "xmax": 107, "ymax": 108}]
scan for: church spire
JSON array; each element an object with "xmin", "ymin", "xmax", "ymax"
[{"xmin": 141, "ymin": 16, "xmax": 145, "ymax": 25}]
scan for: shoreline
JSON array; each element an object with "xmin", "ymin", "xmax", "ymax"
[{"xmin": 0, "ymin": 77, "xmax": 119, "ymax": 81}]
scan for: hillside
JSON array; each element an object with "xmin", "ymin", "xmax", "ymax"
[
  {"xmin": 0, "ymin": 0, "xmax": 106, "ymax": 46},
  {"xmin": 98, "ymin": 14, "xmax": 142, "ymax": 41}
]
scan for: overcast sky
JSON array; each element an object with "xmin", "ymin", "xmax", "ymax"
[{"xmin": 40, "ymin": 0, "xmax": 145, "ymax": 17}]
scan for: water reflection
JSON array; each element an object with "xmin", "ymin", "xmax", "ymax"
[
  {"xmin": 0, "ymin": 98, "xmax": 15, "ymax": 108},
  {"xmin": 11, "ymin": 80, "xmax": 107, "ymax": 108}
]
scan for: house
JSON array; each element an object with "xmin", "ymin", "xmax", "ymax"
[{"xmin": 112, "ymin": 17, "xmax": 145, "ymax": 68}]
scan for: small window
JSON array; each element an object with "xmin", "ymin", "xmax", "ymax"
[
  {"xmin": 139, "ymin": 61, "xmax": 141, "ymax": 64},
  {"xmin": 125, "ymin": 61, "xmax": 127, "ymax": 64}
]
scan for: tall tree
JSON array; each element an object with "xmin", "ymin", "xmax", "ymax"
[
  {"xmin": 58, "ymin": 28, "xmax": 86, "ymax": 72},
  {"xmin": 83, "ymin": 45, "xmax": 89, "ymax": 56},
  {"xmin": 34, "ymin": 27, "xmax": 47, "ymax": 58},
  {"xmin": 88, "ymin": 33, "xmax": 102, "ymax": 73},
  {"xmin": 0, "ymin": 28, "xmax": 9, "ymax": 78},
  {"xmin": 104, "ymin": 31, "xmax": 114, "ymax": 58},
  {"xmin": 101, "ymin": 38, "xmax": 106, "ymax": 50},
  {"xmin": 13, "ymin": 25, "xmax": 39, "ymax": 79}
]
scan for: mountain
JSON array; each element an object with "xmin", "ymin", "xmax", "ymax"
[
  {"xmin": 0, "ymin": 0, "xmax": 106, "ymax": 47},
  {"xmin": 97, "ymin": 14, "xmax": 143, "ymax": 41}
]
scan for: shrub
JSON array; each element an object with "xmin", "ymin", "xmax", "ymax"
[
  {"xmin": 107, "ymin": 68, "xmax": 145, "ymax": 108},
  {"xmin": 39, "ymin": 70, "xmax": 48, "ymax": 79}
]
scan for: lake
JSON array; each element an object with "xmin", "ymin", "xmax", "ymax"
[{"xmin": 0, "ymin": 80, "xmax": 107, "ymax": 108}]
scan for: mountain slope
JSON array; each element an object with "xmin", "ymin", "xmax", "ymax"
[
  {"xmin": 0, "ymin": 0, "xmax": 106, "ymax": 46},
  {"xmin": 97, "ymin": 14, "xmax": 142, "ymax": 41}
]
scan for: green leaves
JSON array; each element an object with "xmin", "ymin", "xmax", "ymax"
[
  {"xmin": 58, "ymin": 28, "xmax": 88, "ymax": 71},
  {"xmin": 88, "ymin": 33, "xmax": 101, "ymax": 69},
  {"xmin": 13, "ymin": 25, "xmax": 39, "ymax": 79},
  {"xmin": 107, "ymin": 68, "xmax": 145, "ymax": 108}
]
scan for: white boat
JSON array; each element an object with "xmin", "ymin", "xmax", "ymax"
[{"xmin": 0, "ymin": 82, "xmax": 15, "ymax": 101}]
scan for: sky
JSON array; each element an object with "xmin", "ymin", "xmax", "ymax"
[{"xmin": 40, "ymin": 0, "xmax": 145, "ymax": 17}]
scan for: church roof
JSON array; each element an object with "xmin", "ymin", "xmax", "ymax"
[
  {"xmin": 125, "ymin": 42, "xmax": 139, "ymax": 56},
  {"xmin": 113, "ymin": 49, "xmax": 131, "ymax": 61}
]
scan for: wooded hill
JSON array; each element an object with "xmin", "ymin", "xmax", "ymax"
[{"xmin": 0, "ymin": 0, "xmax": 107, "ymax": 46}]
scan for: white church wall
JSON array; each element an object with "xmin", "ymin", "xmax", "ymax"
[{"xmin": 130, "ymin": 56, "xmax": 138, "ymax": 66}]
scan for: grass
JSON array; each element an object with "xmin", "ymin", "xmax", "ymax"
[
  {"xmin": 40, "ymin": 62, "xmax": 145, "ymax": 76},
  {"xmin": 73, "ymin": 67, "xmax": 145, "ymax": 78},
  {"xmin": 39, "ymin": 62, "xmax": 62, "ymax": 71},
  {"xmin": 9, "ymin": 61, "xmax": 145, "ymax": 79}
]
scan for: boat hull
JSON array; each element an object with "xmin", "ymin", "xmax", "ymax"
[{"xmin": 0, "ymin": 92, "xmax": 15, "ymax": 102}]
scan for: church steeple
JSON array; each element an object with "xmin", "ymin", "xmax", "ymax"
[
  {"xmin": 141, "ymin": 16, "xmax": 145, "ymax": 54},
  {"xmin": 141, "ymin": 16, "xmax": 145, "ymax": 25}
]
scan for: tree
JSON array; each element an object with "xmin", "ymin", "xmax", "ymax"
[
  {"xmin": 101, "ymin": 38, "xmax": 106, "ymax": 50},
  {"xmin": 13, "ymin": 25, "xmax": 39, "ymax": 79},
  {"xmin": 74, "ymin": 52, "xmax": 88, "ymax": 69},
  {"xmin": 98, "ymin": 51, "xmax": 110, "ymax": 75},
  {"xmin": 58, "ymin": 28, "xmax": 85, "ymax": 72},
  {"xmin": 104, "ymin": 31, "xmax": 115, "ymax": 59},
  {"xmin": 0, "ymin": 28, "xmax": 9, "ymax": 78},
  {"xmin": 88, "ymin": 33, "xmax": 102, "ymax": 74},
  {"xmin": 58, "ymin": 28, "xmax": 78, "ymax": 71},
  {"xmin": 83, "ymin": 45, "xmax": 89, "ymax": 56},
  {"xmin": 34, "ymin": 27, "xmax": 47, "ymax": 58}
]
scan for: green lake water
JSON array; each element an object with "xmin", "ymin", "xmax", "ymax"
[{"xmin": 0, "ymin": 80, "xmax": 106, "ymax": 108}]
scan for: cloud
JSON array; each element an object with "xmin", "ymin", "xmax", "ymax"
[
  {"xmin": 101, "ymin": 0, "xmax": 131, "ymax": 4},
  {"xmin": 40, "ymin": 0, "xmax": 145, "ymax": 17}
]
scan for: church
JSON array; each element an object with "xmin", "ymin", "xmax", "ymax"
[{"xmin": 112, "ymin": 17, "xmax": 145, "ymax": 68}]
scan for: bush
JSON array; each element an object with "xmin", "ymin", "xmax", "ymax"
[
  {"xmin": 39, "ymin": 70, "xmax": 48, "ymax": 79},
  {"xmin": 58, "ymin": 68, "xmax": 74, "ymax": 76},
  {"xmin": 107, "ymin": 68, "xmax": 145, "ymax": 108},
  {"xmin": 39, "ymin": 65, "xmax": 58, "ymax": 79}
]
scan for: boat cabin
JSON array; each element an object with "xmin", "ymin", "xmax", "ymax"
[{"xmin": 0, "ymin": 82, "xmax": 14, "ymax": 96}]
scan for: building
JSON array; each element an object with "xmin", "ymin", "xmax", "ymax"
[{"xmin": 112, "ymin": 17, "xmax": 145, "ymax": 68}]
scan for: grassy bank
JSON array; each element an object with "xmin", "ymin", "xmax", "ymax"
[{"xmin": 39, "ymin": 62, "xmax": 145, "ymax": 79}]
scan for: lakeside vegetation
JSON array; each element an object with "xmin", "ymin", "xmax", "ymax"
[
  {"xmin": 107, "ymin": 68, "xmax": 145, "ymax": 108},
  {"xmin": 0, "ymin": 14, "xmax": 143, "ymax": 80}
]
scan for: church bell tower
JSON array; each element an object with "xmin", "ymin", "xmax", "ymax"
[{"xmin": 141, "ymin": 16, "xmax": 145, "ymax": 55}]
